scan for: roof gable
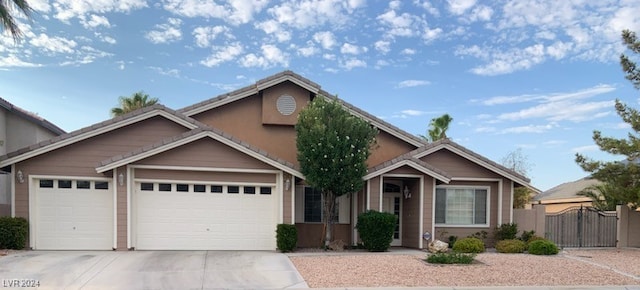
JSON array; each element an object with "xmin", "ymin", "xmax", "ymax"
[
  {"xmin": 96, "ymin": 128, "xmax": 303, "ymax": 178},
  {"xmin": 178, "ymin": 70, "xmax": 426, "ymax": 148},
  {"xmin": 0, "ymin": 105, "xmax": 203, "ymax": 168},
  {"xmin": 410, "ymin": 139, "xmax": 539, "ymax": 192},
  {"xmin": 364, "ymin": 156, "xmax": 451, "ymax": 182}
]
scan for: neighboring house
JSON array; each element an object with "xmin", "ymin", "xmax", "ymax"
[
  {"xmin": 0, "ymin": 98, "xmax": 65, "ymax": 216},
  {"xmin": 533, "ymin": 177, "xmax": 599, "ymax": 213},
  {"xmin": 0, "ymin": 71, "xmax": 537, "ymax": 251}
]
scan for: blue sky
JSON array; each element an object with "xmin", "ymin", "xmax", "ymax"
[{"xmin": 1, "ymin": 0, "xmax": 639, "ymax": 191}]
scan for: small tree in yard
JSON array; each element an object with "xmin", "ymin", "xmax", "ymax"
[{"xmin": 296, "ymin": 96, "xmax": 378, "ymax": 248}]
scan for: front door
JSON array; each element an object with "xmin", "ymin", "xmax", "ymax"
[{"xmin": 382, "ymin": 192, "xmax": 402, "ymax": 246}]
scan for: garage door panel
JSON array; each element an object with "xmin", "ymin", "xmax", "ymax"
[
  {"xmin": 135, "ymin": 182, "xmax": 278, "ymax": 250},
  {"xmin": 35, "ymin": 179, "xmax": 113, "ymax": 250}
]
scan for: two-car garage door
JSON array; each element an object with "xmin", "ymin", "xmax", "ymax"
[{"xmin": 134, "ymin": 181, "xmax": 278, "ymax": 250}]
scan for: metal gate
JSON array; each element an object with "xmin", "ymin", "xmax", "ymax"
[{"xmin": 545, "ymin": 206, "xmax": 617, "ymax": 247}]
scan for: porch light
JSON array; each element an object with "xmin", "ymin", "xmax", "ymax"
[
  {"xmin": 118, "ymin": 172, "xmax": 124, "ymax": 186},
  {"xmin": 403, "ymin": 185, "xmax": 411, "ymax": 199},
  {"xmin": 284, "ymin": 178, "xmax": 291, "ymax": 191},
  {"xmin": 16, "ymin": 170, "xmax": 24, "ymax": 184}
]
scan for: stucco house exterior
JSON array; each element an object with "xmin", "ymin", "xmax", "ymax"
[
  {"xmin": 0, "ymin": 71, "xmax": 536, "ymax": 251},
  {"xmin": 0, "ymin": 98, "xmax": 65, "ymax": 216}
]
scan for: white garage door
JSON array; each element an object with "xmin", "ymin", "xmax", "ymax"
[
  {"xmin": 134, "ymin": 181, "xmax": 278, "ymax": 250},
  {"xmin": 35, "ymin": 178, "xmax": 113, "ymax": 250}
]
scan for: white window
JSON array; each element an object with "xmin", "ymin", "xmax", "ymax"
[
  {"xmin": 295, "ymin": 186, "xmax": 351, "ymax": 224},
  {"xmin": 435, "ymin": 187, "xmax": 489, "ymax": 227}
]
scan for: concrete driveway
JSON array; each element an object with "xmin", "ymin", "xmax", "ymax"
[{"xmin": 0, "ymin": 251, "xmax": 308, "ymax": 289}]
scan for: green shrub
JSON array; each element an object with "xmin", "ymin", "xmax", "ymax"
[
  {"xmin": 452, "ymin": 237, "xmax": 485, "ymax": 253},
  {"xmin": 527, "ymin": 239, "xmax": 559, "ymax": 255},
  {"xmin": 520, "ymin": 230, "xmax": 536, "ymax": 242},
  {"xmin": 496, "ymin": 239, "xmax": 526, "ymax": 253},
  {"xmin": 356, "ymin": 210, "xmax": 397, "ymax": 252},
  {"xmin": 494, "ymin": 223, "xmax": 518, "ymax": 240},
  {"xmin": 0, "ymin": 217, "xmax": 28, "ymax": 250},
  {"xmin": 426, "ymin": 252, "xmax": 476, "ymax": 264},
  {"xmin": 525, "ymin": 235, "xmax": 546, "ymax": 246},
  {"xmin": 275, "ymin": 224, "xmax": 297, "ymax": 253}
]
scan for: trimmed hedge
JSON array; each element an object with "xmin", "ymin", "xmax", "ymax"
[
  {"xmin": 276, "ymin": 224, "xmax": 297, "ymax": 252},
  {"xmin": 356, "ymin": 210, "xmax": 397, "ymax": 252},
  {"xmin": 426, "ymin": 252, "xmax": 476, "ymax": 264},
  {"xmin": 496, "ymin": 239, "xmax": 526, "ymax": 253},
  {"xmin": 452, "ymin": 237, "xmax": 485, "ymax": 253},
  {"xmin": 0, "ymin": 217, "xmax": 28, "ymax": 250},
  {"xmin": 527, "ymin": 239, "xmax": 559, "ymax": 255}
]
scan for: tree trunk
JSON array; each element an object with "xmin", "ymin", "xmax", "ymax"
[{"xmin": 323, "ymin": 190, "xmax": 336, "ymax": 248}]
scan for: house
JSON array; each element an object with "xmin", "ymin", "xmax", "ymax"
[
  {"xmin": 0, "ymin": 97, "xmax": 65, "ymax": 216},
  {"xmin": 0, "ymin": 71, "xmax": 536, "ymax": 251},
  {"xmin": 533, "ymin": 177, "xmax": 599, "ymax": 213}
]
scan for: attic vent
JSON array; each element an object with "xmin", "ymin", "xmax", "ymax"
[{"xmin": 276, "ymin": 95, "xmax": 296, "ymax": 116}]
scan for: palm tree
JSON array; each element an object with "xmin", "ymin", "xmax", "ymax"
[
  {"xmin": 111, "ymin": 91, "xmax": 159, "ymax": 116},
  {"xmin": 420, "ymin": 114, "xmax": 453, "ymax": 142},
  {"xmin": 1, "ymin": 0, "xmax": 33, "ymax": 41},
  {"xmin": 577, "ymin": 182, "xmax": 622, "ymax": 211}
]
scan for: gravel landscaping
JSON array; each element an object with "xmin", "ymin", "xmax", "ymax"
[{"xmin": 289, "ymin": 248, "xmax": 640, "ymax": 288}]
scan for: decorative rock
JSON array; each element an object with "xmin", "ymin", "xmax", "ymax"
[
  {"xmin": 328, "ymin": 239, "xmax": 346, "ymax": 251},
  {"xmin": 428, "ymin": 239, "xmax": 449, "ymax": 253}
]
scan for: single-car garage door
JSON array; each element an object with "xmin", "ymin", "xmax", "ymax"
[
  {"xmin": 35, "ymin": 178, "xmax": 114, "ymax": 250},
  {"xmin": 134, "ymin": 181, "xmax": 278, "ymax": 250}
]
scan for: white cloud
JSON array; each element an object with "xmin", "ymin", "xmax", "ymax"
[
  {"xmin": 447, "ymin": 0, "xmax": 476, "ymax": 15},
  {"xmin": 239, "ymin": 44, "xmax": 288, "ymax": 69},
  {"xmin": 313, "ymin": 31, "xmax": 336, "ymax": 50},
  {"xmin": 340, "ymin": 43, "xmax": 367, "ymax": 55},
  {"xmin": 340, "ymin": 58, "xmax": 366, "ymax": 70},
  {"xmin": 571, "ymin": 145, "xmax": 600, "ymax": 153},
  {"xmin": 374, "ymin": 40, "xmax": 391, "ymax": 54},
  {"xmin": 499, "ymin": 123, "xmax": 558, "ymax": 134},
  {"xmin": 377, "ymin": 8, "xmax": 423, "ymax": 38},
  {"xmin": 146, "ymin": 18, "xmax": 183, "ymax": 44},
  {"xmin": 267, "ymin": 0, "xmax": 364, "ymax": 29},
  {"xmin": 149, "ymin": 66, "xmax": 181, "ymax": 77},
  {"xmin": 0, "ymin": 54, "xmax": 41, "ymax": 67},
  {"xmin": 401, "ymin": 48, "xmax": 416, "ymax": 55},
  {"xmin": 481, "ymin": 84, "xmax": 616, "ymax": 106},
  {"xmin": 163, "ymin": 0, "xmax": 269, "ymax": 25},
  {"xmin": 255, "ymin": 20, "xmax": 291, "ymax": 42},
  {"xmin": 52, "ymin": 0, "xmax": 147, "ymax": 23},
  {"xmin": 414, "ymin": 0, "xmax": 439, "ymax": 16},
  {"xmin": 457, "ymin": 44, "xmax": 547, "ymax": 76},
  {"xmin": 297, "ymin": 45, "xmax": 318, "ymax": 57},
  {"xmin": 467, "ymin": 5, "xmax": 492, "ymax": 22},
  {"xmin": 100, "ymin": 35, "xmax": 116, "ymax": 44},
  {"xmin": 192, "ymin": 26, "xmax": 231, "ymax": 48},
  {"xmin": 401, "ymin": 109, "xmax": 428, "ymax": 116},
  {"xmin": 397, "ymin": 80, "xmax": 430, "ymax": 88},
  {"xmin": 200, "ymin": 42, "xmax": 244, "ymax": 67},
  {"xmin": 29, "ymin": 34, "xmax": 77, "ymax": 54},
  {"xmin": 422, "ymin": 27, "xmax": 443, "ymax": 42},
  {"xmin": 80, "ymin": 14, "xmax": 111, "ymax": 29},
  {"xmin": 29, "ymin": 0, "xmax": 51, "ymax": 12}
]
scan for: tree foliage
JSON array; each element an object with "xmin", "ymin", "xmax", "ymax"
[
  {"xmin": 0, "ymin": 0, "xmax": 32, "ymax": 41},
  {"xmin": 577, "ymin": 182, "xmax": 623, "ymax": 211},
  {"xmin": 111, "ymin": 91, "xmax": 159, "ymax": 116},
  {"xmin": 501, "ymin": 148, "xmax": 534, "ymax": 208},
  {"xmin": 575, "ymin": 30, "xmax": 640, "ymax": 209},
  {"xmin": 296, "ymin": 96, "xmax": 378, "ymax": 247},
  {"xmin": 421, "ymin": 113, "xmax": 453, "ymax": 142}
]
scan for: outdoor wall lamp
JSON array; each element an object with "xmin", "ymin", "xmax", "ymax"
[
  {"xmin": 118, "ymin": 172, "xmax": 124, "ymax": 186},
  {"xmin": 16, "ymin": 170, "xmax": 24, "ymax": 184},
  {"xmin": 403, "ymin": 185, "xmax": 411, "ymax": 199},
  {"xmin": 284, "ymin": 178, "xmax": 291, "ymax": 191}
]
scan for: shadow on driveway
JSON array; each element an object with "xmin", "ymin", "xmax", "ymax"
[{"xmin": 0, "ymin": 250, "xmax": 308, "ymax": 289}]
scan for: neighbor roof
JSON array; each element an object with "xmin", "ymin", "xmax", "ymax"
[
  {"xmin": 178, "ymin": 70, "xmax": 427, "ymax": 148},
  {"xmin": 0, "ymin": 97, "xmax": 66, "ymax": 136},
  {"xmin": 534, "ymin": 177, "xmax": 600, "ymax": 201}
]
